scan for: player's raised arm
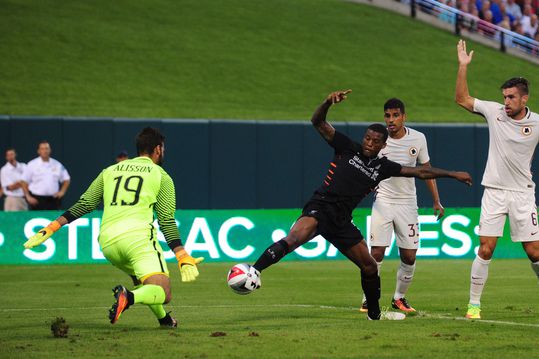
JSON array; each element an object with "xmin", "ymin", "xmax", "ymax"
[
  {"xmin": 455, "ymin": 39, "xmax": 476, "ymax": 112},
  {"xmin": 399, "ymin": 165, "xmax": 472, "ymax": 186},
  {"xmin": 311, "ymin": 90, "xmax": 351, "ymax": 142}
]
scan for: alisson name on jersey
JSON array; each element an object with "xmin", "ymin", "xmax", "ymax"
[{"xmin": 113, "ymin": 164, "xmax": 153, "ymax": 173}]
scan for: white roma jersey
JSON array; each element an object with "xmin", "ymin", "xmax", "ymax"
[
  {"xmin": 474, "ymin": 99, "xmax": 539, "ymax": 192},
  {"xmin": 375, "ymin": 127, "xmax": 430, "ymax": 204}
]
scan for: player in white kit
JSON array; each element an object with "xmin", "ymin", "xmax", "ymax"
[
  {"xmin": 360, "ymin": 98, "xmax": 444, "ymax": 313},
  {"xmin": 456, "ymin": 39, "xmax": 539, "ymax": 319}
]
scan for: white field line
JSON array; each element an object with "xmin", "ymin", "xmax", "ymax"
[{"xmin": 2, "ymin": 303, "xmax": 539, "ymax": 328}]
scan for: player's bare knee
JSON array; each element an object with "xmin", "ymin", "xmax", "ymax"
[
  {"xmin": 370, "ymin": 247, "xmax": 385, "ymax": 262},
  {"xmin": 522, "ymin": 242, "xmax": 539, "ymax": 262},
  {"xmin": 478, "ymin": 246, "xmax": 494, "ymax": 260},
  {"xmin": 362, "ymin": 263, "xmax": 378, "ymax": 277}
]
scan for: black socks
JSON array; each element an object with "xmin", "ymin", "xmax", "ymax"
[
  {"xmin": 361, "ymin": 272, "xmax": 381, "ymax": 320},
  {"xmin": 253, "ymin": 239, "xmax": 290, "ymax": 271}
]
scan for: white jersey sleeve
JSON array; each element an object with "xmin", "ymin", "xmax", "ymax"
[
  {"xmin": 375, "ymin": 127, "xmax": 429, "ymax": 205},
  {"xmin": 474, "ymin": 98, "xmax": 539, "ymax": 191}
]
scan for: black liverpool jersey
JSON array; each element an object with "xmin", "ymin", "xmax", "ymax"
[{"xmin": 314, "ymin": 130, "xmax": 402, "ymax": 213}]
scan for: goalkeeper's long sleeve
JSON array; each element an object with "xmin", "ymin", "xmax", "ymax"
[
  {"xmin": 62, "ymin": 172, "xmax": 104, "ymax": 223},
  {"xmin": 155, "ymin": 173, "xmax": 182, "ymax": 251}
]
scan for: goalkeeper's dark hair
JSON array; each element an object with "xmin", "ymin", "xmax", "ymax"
[
  {"xmin": 367, "ymin": 123, "xmax": 389, "ymax": 142},
  {"xmin": 501, "ymin": 77, "xmax": 529, "ymax": 95},
  {"xmin": 383, "ymin": 98, "xmax": 405, "ymax": 114},
  {"xmin": 136, "ymin": 127, "xmax": 165, "ymax": 155}
]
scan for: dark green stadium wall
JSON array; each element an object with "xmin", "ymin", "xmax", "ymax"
[{"xmin": 0, "ymin": 116, "xmax": 501, "ymax": 210}]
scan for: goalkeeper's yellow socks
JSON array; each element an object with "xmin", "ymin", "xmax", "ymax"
[
  {"xmin": 148, "ymin": 304, "xmax": 167, "ymax": 320},
  {"xmin": 132, "ymin": 284, "xmax": 166, "ymax": 305}
]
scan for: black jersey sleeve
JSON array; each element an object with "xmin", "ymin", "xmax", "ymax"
[
  {"xmin": 379, "ymin": 158, "xmax": 402, "ymax": 180},
  {"xmin": 328, "ymin": 130, "xmax": 360, "ymax": 153}
]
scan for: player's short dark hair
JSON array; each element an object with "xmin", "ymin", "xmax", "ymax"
[
  {"xmin": 501, "ymin": 77, "xmax": 529, "ymax": 95},
  {"xmin": 136, "ymin": 127, "xmax": 165, "ymax": 155},
  {"xmin": 5, "ymin": 147, "xmax": 15, "ymax": 153},
  {"xmin": 367, "ymin": 123, "xmax": 389, "ymax": 142},
  {"xmin": 383, "ymin": 98, "xmax": 405, "ymax": 114}
]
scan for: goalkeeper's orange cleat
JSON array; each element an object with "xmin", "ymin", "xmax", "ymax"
[
  {"xmin": 109, "ymin": 285, "xmax": 130, "ymax": 324},
  {"xmin": 391, "ymin": 297, "xmax": 416, "ymax": 313}
]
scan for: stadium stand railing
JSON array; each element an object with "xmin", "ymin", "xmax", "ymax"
[
  {"xmin": 351, "ymin": 0, "xmax": 539, "ymax": 64},
  {"xmin": 413, "ymin": 0, "xmax": 539, "ymax": 58}
]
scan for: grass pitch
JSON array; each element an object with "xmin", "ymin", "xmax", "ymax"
[
  {"xmin": 2, "ymin": 260, "xmax": 538, "ymax": 358},
  {"xmin": 2, "ymin": 0, "xmax": 539, "ymax": 122}
]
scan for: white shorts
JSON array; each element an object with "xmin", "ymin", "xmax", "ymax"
[
  {"xmin": 479, "ymin": 187, "xmax": 539, "ymax": 242},
  {"xmin": 370, "ymin": 200, "xmax": 419, "ymax": 249}
]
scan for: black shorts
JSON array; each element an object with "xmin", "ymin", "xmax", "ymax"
[{"xmin": 300, "ymin": 197, "xmax": 364, "ymax": 252}]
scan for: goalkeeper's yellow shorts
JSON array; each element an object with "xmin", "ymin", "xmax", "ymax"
[{"xmin": 102, "ymin": 235, "xmax": 169, "ymax": 282}]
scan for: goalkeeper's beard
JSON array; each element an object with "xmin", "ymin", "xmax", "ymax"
[{"xmin": 156, "ymin": 153, "xmax": 164, "ymax": 166}]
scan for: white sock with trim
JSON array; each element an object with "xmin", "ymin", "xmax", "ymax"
[
  {"xmin": 469, "ymin": 256, "xmax": 491, "ymax": 305},
  {"xmin": 394, "ymin": 262, "xmax": 415, "ymax": 300}
]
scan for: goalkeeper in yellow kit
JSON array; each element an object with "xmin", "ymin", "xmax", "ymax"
[{"xmin": 23, "ymin": 127, "xmax": 203, "ymax": 328}]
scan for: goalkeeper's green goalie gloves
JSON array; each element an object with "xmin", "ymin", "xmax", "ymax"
[
  {"xmin": 175, "ymin": 248, "xmax": 204, "ymax": 282},
  {"xmin": 23, "ymin": 220, "xmax": 62, "ymax": 249}
]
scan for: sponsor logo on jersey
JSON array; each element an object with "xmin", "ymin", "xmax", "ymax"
[
  {"xmin": 409, "ymin": 147, "xmax": 418, "ymax": 156},
  {"xmin": 522, "ymin": 126, "xmax": 532, "ymax": 136}
]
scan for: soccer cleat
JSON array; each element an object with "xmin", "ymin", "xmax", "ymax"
[
  {"xmin": 465, "ymin": 303, "xmax": 481, "ymax": 319},
  {"xmin": 379, "ymin": 311, "xmax": 406, "ymax": 320},
  {"xmin": 109, "ymin": 285, "xmax": 130, "ymax": 324},
  {"xmin": 159, "ymin": 312, "xmax": 178, "ymax": 328},
  {"xmin": 359, "ymin": 300, "xmax": 368, "ymax": 313},
  {"xmin": 391, "ymin": 297, "xmax": 416, "ymax": 313},
  {"xmin": 367, "ymin": 307, "xmax": 406, "ymax": 320},
  {"xmin": 245, "ymin": 266, "xmax": 262, "ymax": 291}
]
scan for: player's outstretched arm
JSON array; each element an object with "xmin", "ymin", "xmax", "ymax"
[
  {"xmin": 23, "ymin": 216, "xmax": 68, "ymax": 249},
  {"xmin": 311, "ymin": 90, "xmax": 351, "ymax": 142},
  {"xmin": 23, "ymin": 172, "xmax": 104, "ymax": 249},
  {"xmin": 399, "ymin": 166, "xmax": 472, "ymax": 186},
  {"xmin": 455, "ymin": 39, "xmax": 475, "ymax": 112}
]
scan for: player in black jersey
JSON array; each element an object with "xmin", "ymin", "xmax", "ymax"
[{"xmin": 246, "ymin": 90, "xmax": 472, "ymax": 320}]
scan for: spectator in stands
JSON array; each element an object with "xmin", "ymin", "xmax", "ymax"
[
  {"xmin": 523, "ymin": 0, "xmax": 538, "ymax": 16},
  {"xmin": 479, "ymin": 10, "xmax": 498, "ymax": 36},
  {"xmin": 115, "ymin": 150, "xmax": 129, "ymax": 163},
  {"xmin": 478, "ymin": 0, "xmax": 491, "ymax": 19},
  {"xmin": 506, "ymin": 0, "xmax": 523, "ymax": 20},
  {"xmin": 523, "ymin": 13, "xmax": 538, "ymax": 36},
  {"xmin": 499, "ymin": 2, "xmax": 516, "ymax": 26},
  {"xmin": 520, "ymin": 4, "xmax": 533, "ymax": 32},
  {"xmin": 0, "ymin": 148, "xmax": 28, "ymax": 211},
  {"xmin": 489, "ymin": 0, "xmax": 504, "ymax": 24},
  {"xmin": 22, "ymin": 141, "xmax": 71, "ymax": 210}
]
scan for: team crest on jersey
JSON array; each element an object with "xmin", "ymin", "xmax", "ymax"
[
  {"xmin": 409, "ymin": 147, "xmax": 418, "ymax": 156},
  {"xmin": 522, "ymin": 126, "xmax": 532, "ymax": 136}
]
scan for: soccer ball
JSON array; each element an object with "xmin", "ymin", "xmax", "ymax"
[{"xmin": 227, "ymin": 263, "xmax": 257, "ymax": 295}]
